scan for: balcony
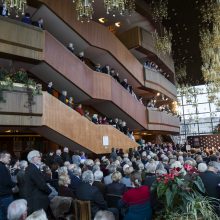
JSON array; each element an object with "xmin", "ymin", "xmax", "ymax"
[
  {"xmin": 0, "ymin": 89, "xmax": 138, "ymax": 154},
  {"xmin": 147, "ymin": 109, "xmax": 180, "ymax": 133},
  {"xmin": 0, "ymin": 17, "xmax": 147, "ymax": 130},
  {"xmin": 0, "ymin": 16, "xmax": 44, "ymax": 61},
  {"xmin": 30, "ymin": 0, "xmax": 144, "ymax": 87},
  {"xmin": 117, "ymin": 27, "xmax": 175, "ymax": 82},
  {"xmin": 144, "ymin": 68, "xmax": 177, "ymax": 101}
]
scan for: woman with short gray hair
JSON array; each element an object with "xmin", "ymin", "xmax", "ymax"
[{"xmin": 82, "ymin": 170, "xmax": 94, "ymax": 184}]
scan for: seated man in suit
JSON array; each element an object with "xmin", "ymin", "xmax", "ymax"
[{"xmin": 76, "ymin": 170, "xmax": 108, "ymax": 218}]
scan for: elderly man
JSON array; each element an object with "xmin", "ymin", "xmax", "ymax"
[
  {"xmin": 68, "ymin": 164, "xmax": 82, "ymax": 193},
  {"xmin": 7, "ymin": 199, "xmax": 27, "ymax": 220},
  {"xmin": 93, "ymin": 170, "xmax": 105, "ymax": 197},
  {"xmin": 25, "ymin": 150, "xmax": 51, "ymax": 214},
  {"xmin": 0, "ymin": 151, "xmax": 16, "ymax": 220},
  {"xmin": 76, "ymin": 170, "xmax": 108, "ymax": 218}
]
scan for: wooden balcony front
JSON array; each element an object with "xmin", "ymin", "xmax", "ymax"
[
  {"xmin": 0, "ymin": 90, "xmax": 138, "ymax": 154},
  {"xmin": 147, "ymin": 108, "xmax": 180, "ymax": 133}
]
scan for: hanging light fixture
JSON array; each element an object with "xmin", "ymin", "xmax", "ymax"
[
  {"xmin": 124, "ymin": 0, "xmax": 135, "ymax": 15},
  {"xmin": 4, "ymin": 0, "xmax": 27, "ymax": 17},
  {"xmin": 75, "ymin": 0, "xmax": 94, "ymax": 22},
  {"xmin": 104, "ymin": 0, "xmax": 126, "ymax": 16}
]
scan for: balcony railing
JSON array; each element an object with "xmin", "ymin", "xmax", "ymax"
[
  {"xmin": 144, "ymin": 68, "xmax": 177, "ymax": 100},
  {"xmin": 0, "ymin": 16, "xmax": 44, "ymax": 60},
  {"xmin": 147, "ymin": 108, "xmax": 180, "ymax": 133},
  {"xmin": 0, "ymin": 89, "xmax": 138, "ymax": 153},
  {"xmin": 117, "ymin": 26, "xmax": 175, "ymax": 80}
]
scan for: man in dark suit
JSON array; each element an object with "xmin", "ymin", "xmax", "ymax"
[
  {"xmin": 76, "ymin": 170, "xmax": 108, "ymax": 218},
  {"xmin": 200, "ymin": 162, "xmax": 220, "ymax": 199},
  {"xmin": 25, "ymin": 150, "xmax": 51, "ymax": 214},
  {"xmin": 68, "ymin": 165, "xmax": 82, "ymax": 193},
  {"xmin": 93, "ymin": 170, "xmax": 106, "ymax": 197},
  {"xmin": 0, "ymin": 151, "xmax": 16, "ymax": 220}
]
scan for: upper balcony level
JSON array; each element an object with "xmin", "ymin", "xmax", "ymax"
[
  {"xmin": 117, "ymin": 27, "xmax": 175, "ymax": 83},
  {"xmin": 0, "ymin": 16, "xmax": 147, "ymax": 130},
  {"xmin": 147, "ymin": 108, "xmax": 180, "ymax": 133},
  {"xmin": 0, "ymin": 88, "xmax": 138, "ymax": 154},
  {"xmin": 144, "ymin": 68, "xmax": 177, "ymax": 101},
  {"xmin": 29, "ymin": 0, "xmax": 177, "ymax": 101},
  {"xmin": 0, "ymin": 16, "xmax": 179, "ymax": 134}
]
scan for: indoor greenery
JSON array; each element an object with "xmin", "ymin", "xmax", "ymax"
[
  {"xmin": 0, "ymin": 68, "xmax": 41, "ymax": 113},
  {"xmin": 152, "ymin": 164, "xmax": 219, "ymax": 220}
]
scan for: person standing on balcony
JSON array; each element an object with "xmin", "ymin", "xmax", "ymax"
[
  {"xmin": 67, "ymin": 43, "xmax": 74, "ymax": 54},
  {"xmin": 47, "ymin": 82, "xmax": 53, "ymax": 95},
  {"xmin": 75, "ymin": 104, "xmax": 84, "ymax": 116},
  {"xmin": 59, "ymin": 90, "xmax": 67, "ymax": 104},
  {"xmin": 102, "ymin": 65, "xmax": 110, "ymax": 75}
]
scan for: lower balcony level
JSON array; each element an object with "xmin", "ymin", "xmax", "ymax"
[{"xmin": 0, "ymin": 88, "xmax": 138, "ymax": 154}]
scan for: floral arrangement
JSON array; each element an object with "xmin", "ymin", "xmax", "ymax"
[
  {"xmin": 152, "ymin": 163, "xmax": 219, "ymax": 219},
  {"xmin": 0, "ymin": 68, "xmax": 42, "ymax": 104}
]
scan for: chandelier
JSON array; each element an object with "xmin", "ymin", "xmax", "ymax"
[
  {"xmin": 104, "ymin": 0, "xmax": 126, "ymax": 16},
  {"xmin": 152, "ymin": 29, "xmax": 172, "ymax": 55},
  {"xmin": 151, "ymin": 0, "xmax": 168, "ymax": 22},
  {"xmin": 124, "ymin": 0, "xmax": 135, "ymax": 15},
  {"xmin": 74, "ymin": 0, "xmax": 94, "ymax": 22},
  {"xmin": 4, "ymin": 0, "xmax": 27, "ymax": 17}
]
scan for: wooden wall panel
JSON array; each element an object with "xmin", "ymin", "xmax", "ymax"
[
  {"xmin": 42, "ymin": 92, "xmax": 138, "ymax": 154},
  {"xmin": 0, "ymin": 17, "xmax": 44, "ymax": 60},
  {"xmin": 0, "ymin": 89, "xmax": 43, "ymax": 115},
  {"xmin": 118, "ymin": 27, "xmax": 174, "ymax": 73},
  {"xmin": 117, "ymin": 27, "xmax": 141, "ymax": 49},
  {"xmin": 44, "ymin": 32, "xmax": 147, "ymax": 127},
  {"xmin": 144, "ymin": 68, "xmax": 177, "ymax": 100},
  {"xmin": 34, "ymin": 0, "xmax": 144, "ymax": 85},
  {"xmin": 147, "ymin": 109, "xmax": 180, "ymax": 133},
  {"xmin": 0, "ymin": 91, "xmax": 138, "ymax": 153}
]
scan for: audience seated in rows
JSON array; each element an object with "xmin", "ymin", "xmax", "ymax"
[{"xmin": 3, "ymin": 142, "xmax": 220, "ymax": 219}]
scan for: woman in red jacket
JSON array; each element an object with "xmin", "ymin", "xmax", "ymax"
[{"xmin": 119, "ymin": 171, "xmax": 152, "ymax": 220}]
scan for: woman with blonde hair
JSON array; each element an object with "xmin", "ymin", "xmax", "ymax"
[
  {"xmin": 58, "ymin": 174, "xmax": 75, "ymax": 198},
  {"xmin": 106, "ymin": 171, "xmax": 126, "ymax": 196}
]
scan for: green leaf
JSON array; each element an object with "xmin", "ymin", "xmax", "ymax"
[
  {"xmin": 193, "ymin": 176, "xmax": 206, "ymax": 193},
  {"xmin": 166, "ymin": 185, "xmax": 177, "ymax": 208},
  {"xmin": 157, "ymin": 183, "xmax": 167, "ymax": 198}
]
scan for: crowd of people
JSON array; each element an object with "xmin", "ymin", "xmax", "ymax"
[
  {"xmin": 144, "ymin": 60, "xmax": 170, "ymax": 79},
  {"xmin": 47, "ymin": 82, "xmax": 135, "ymax": 141},
  {"xmin": 66, "ymin": 42, "xmax": 143, "ymax": 105},
  {"xmin": 1, "ymin": 142, "xmax": 220, "ymax": 219}
]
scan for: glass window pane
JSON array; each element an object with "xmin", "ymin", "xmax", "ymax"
[
  {"xmin": 197, "ymin": 103, "xmax": 210, "ymax": 113},
  {"xmin": 178, "ymin": 106, "xmax": 183, "ymax": 115},
  {"xmin": 184, "ymin": 105, "xmax": 197, "ymax": 114},
  {"xmin": 198, "ymin": 123, "xmax": 212, "ymax": 134},
  {"xmin": 210, "ymin": 103, "xmax": 217, "ymax": 112},
  {"xmin": 196, "ymin": 85, "xmax": 207, "ymax": 94},
  {"xmin": 196, "ymin": 94, "xmax": 208, "ymax": 103},
  {"xmin": 177, "ymin": 97, "xmax": 182, "ymax": 105},
  {"xmin": 197, "ymin": 113, "xmax": 211, "ymax": 120},
  {"xmin": 185, "ymin": 123, "xmax": 199, "ymax": 135}
]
